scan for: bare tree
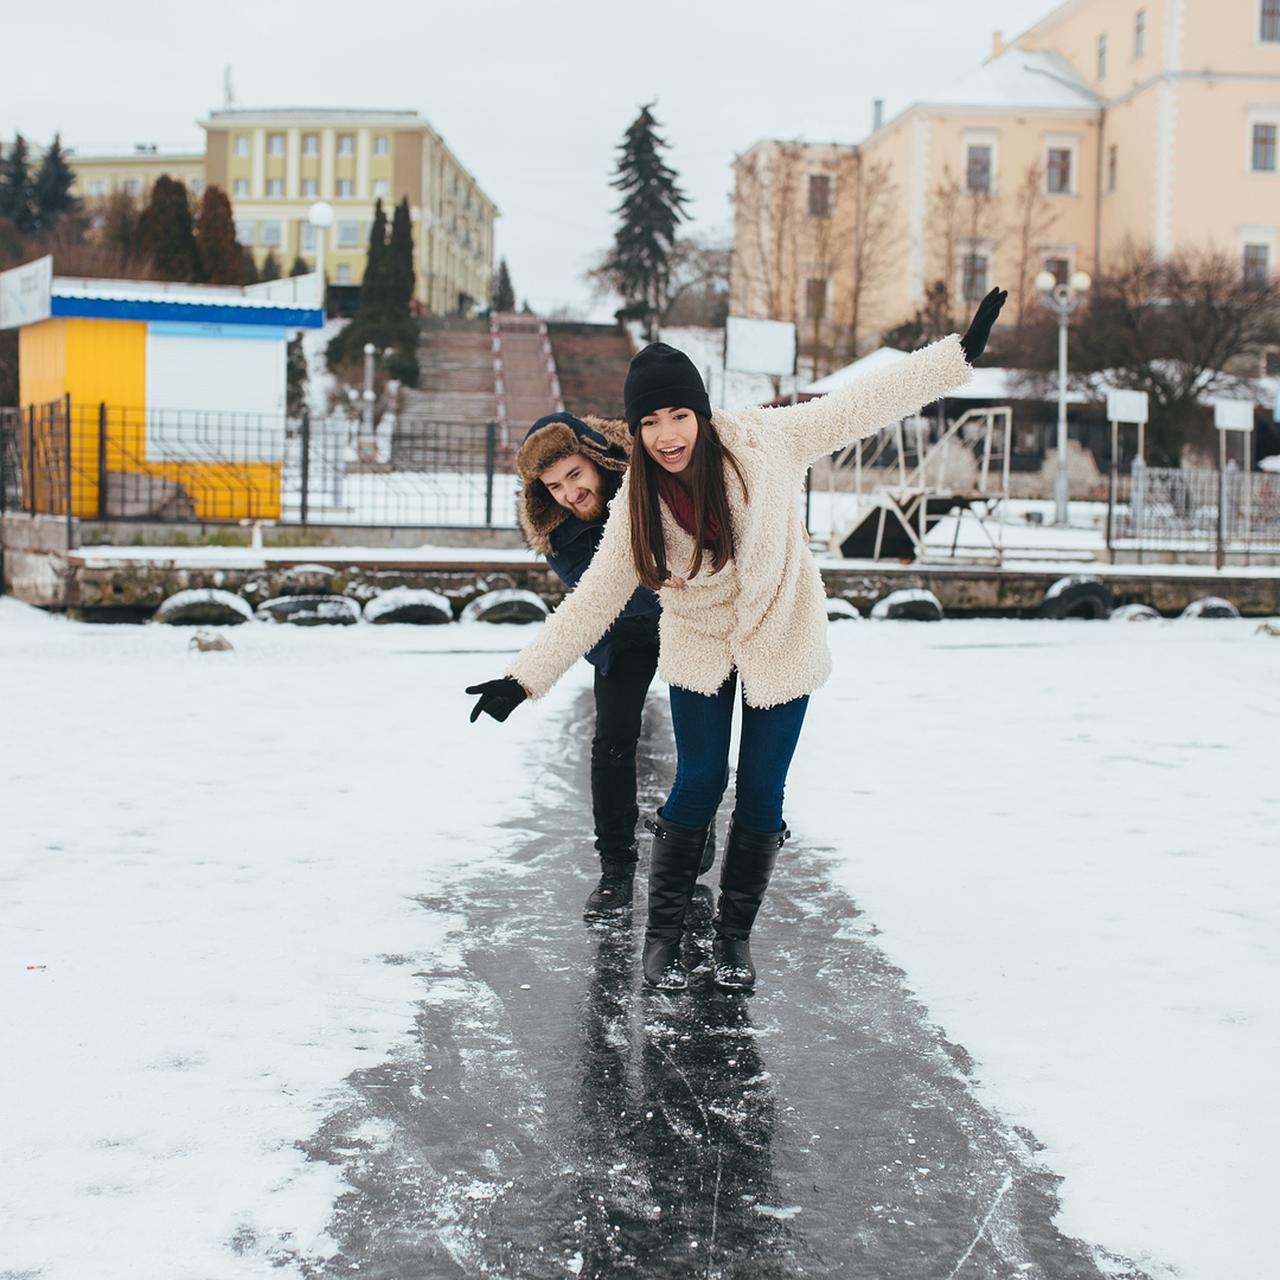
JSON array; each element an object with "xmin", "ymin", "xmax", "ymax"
[
  {"xmin": 1006, "ymin": 162, "xmax": 1060, "ymax": 333},
  {"xmin": 730, "ymin": 141, "xmax": 805, "ymax": 325},
  {"xmin": 845, "ymin": 158, "xmax": 903, "ymax": 360},
  {"xmin": 925, "ymin": 168, "xmax": 965, "ymax": 334}
]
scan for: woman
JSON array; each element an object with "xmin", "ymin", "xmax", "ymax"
[{"xmin": 467, "ymin": 288, "xmax": 1006, "ymax": 992}]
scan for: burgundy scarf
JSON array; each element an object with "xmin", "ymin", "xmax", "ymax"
[{"xmin": 656, "ymin": 470, "xmax": 721, "ymax": 549}]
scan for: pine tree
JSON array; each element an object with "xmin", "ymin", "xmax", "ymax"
[
  {"xmin": 260, "ymin": 249, "xmax": 282, "ymax": 281},
  {"xmin": 492, "ymin": 258, "xmax": 515, "ymax": 312},
  {"xmin": 31, "ymin": 134, "xmax": 77, "ymax": 232},
  {"xmin": 138, "ymin": 175, "xmax": 201, "ymax": 281},
  {"xmin": 0, "ymin": 134, "xmax": 36, "ymax": 234},
  {"xmin": 288, "ymin": 254, "xmax": 308, "ymax": 277},
  {"xmin": 101, "ymin": 190, "xmax": 141, "ymax": 262},
  {"xmin": 360, "ymin": 198, "xmax": 389, "ymax": 317},
  {"xmin": 194, "ymin": 186, "xmax": 244, "ymax": 284},
  {"xmin": 386, "ymin": 198, "xmax": 415, "ymax": 319},
  {"xmin": 604, "ymin": 104, "xmax": 689, "ymax": 335},
  {"xmin": 241, "ymin": 247, "xmax": 259, "ymax": 284}
]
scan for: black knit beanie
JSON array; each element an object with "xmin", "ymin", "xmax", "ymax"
[{"xmin": 623, "ymin": 342, "xmax": 712, "ymax": 432}]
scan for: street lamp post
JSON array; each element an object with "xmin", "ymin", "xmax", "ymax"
[{"xmin": 1035, "ymin": 269, "xmax": 1092, "ymax": 525}]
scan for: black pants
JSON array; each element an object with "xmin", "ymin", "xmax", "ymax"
[{"xmin": 590, "ymin": 645, "xmax": 659, "ymax": 863}]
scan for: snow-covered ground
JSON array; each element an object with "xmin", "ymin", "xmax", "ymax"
[{"xmin": 2, "ymin": 601, "xmax": 1277, "ymax": 1279}]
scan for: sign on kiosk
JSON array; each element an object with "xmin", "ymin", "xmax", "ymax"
[{"xmin": 0, "ymin": 255, "xmax": 53, "ymax": 329}]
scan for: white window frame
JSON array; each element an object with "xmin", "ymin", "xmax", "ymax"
[
  {"xmin": 1248, "ymin": 110, "xmax": 1279, "ymax": 173},
  {"xmin": 373, "ymin": 135, "xmax": 390, "ymax": 157},
  {"xmin": 236, "ymin": 220, "xmax": 257, "ymax": 245},
  {"xmin": 188, "ymin": 177, "xmax": 205, "ymax": 195},
  {"xmin": 260, "ymin": 220, "xmax": 283, "ymax": 247},
  {"xmin": 300, "ymin": 221, "xmax": 316, "ymax": 252},
  {"xmin": 1097, "ymin": 32, "xmax": 1107, "ymax": 80},
  {"xmin": 87, "ymin": 179, "xmax": 106, "ymax": 197},
  {"xmin": 233, "ymin": 177, "xmax": 249, "ymax": 197},
  {"xmin": 302, "ymin": 133, "xmax": 320, "ymax": 157},
  {"xmin": 1134, "ymin": 9, "xmax": 1146, "ymax": 58},
  {"xmin": 1260, "ymin": 0, "xmax": 1280, "ymax": 44},
  {"xmin": 372, "ymin": 178, "xmax": 389, "ymax": 198},
  {"xmin": 267, "ymin": 133, "xmax": 285, "ymax": 158},
  {"xmin": 335, "ymin": 263, "xmax": 352, "ymax": 284},
  {"xmin": 1043, "ymin": 134, "xmax": 1080, "ymax": 196},
  {"xmin": 122, "ymin": 178, "xmax": 142, "ymax": 197},
  {"xmin": 336, "ymin": 220, "xmax": 361, "ymax": 248},
  {"xmin": 266, "ymin": 178, "xmax": 284, "ymax": 198},
  {"xmin": 234, "ymin": 134, "xmax": 250, "ymax": 158},
  {"xmin": 336, "ymin": 134, "xmax": 355, "ymax": 157},
  {"xmin": 956, "ymin": 239, "xmax": 995, "ymax": 304},
  {"xmin": 336, "ymin": 178, "xmax": 354, "ymax": 198},
  {"xmin": 301, "ymin": 177, "xmax": 318, "ymax": 198},
  {"xmin": 1239, "ymin": 225, "xmax": 1276, "ymax": 285},
  {"xmin": 962, "ymin": 129, "xmax": 999, "ymax": 194},
  {"xmin": 1040, "ymin": 243, "xmax": 1077, "ymax": 283}
]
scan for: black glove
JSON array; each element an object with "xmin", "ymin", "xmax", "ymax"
[
  {"xmin": 465, "ymin": 676, "xmax": 528, "ymax": 723},
  {"xmin": 959, "ymin": 287, "xmax": 1008, "ymax": 364}
]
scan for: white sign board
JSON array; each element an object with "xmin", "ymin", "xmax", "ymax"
[
  {"xmin": 0, "ymin": 255, "xmax": 53, "ymax": 330},
  {"xmin": 1106, "ymin": 388, "xmax": 1148, "ymax": 424},
  {"xmin": 724, "ymin": 316, "xmax": 796, "ymax": 377},
  {"xmin": 1213, "ymin": 399, "xmax": 1254, "ymax": 432}
]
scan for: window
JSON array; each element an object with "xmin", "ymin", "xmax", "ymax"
[
  {"xmin": 122, "ymin": 178, "xmax": 142, "ymax": 196},
  {"xmin": 1043, "ymin": 256, "xmax": 1070, "ymax": 284},
  {"xmin": 236, "ymin": 221, "xmax": 256, "ymax": 245},
  {"xmin": 335, "ymin": 263, "xmax": 352, "ymax": 284},
  {"xmin": 266, "ymin": 178, "xmax": 284, "ymax": 197},
  {"xmin": 373, "ymin": 179, "xmax": 389, "ymax": 198},
  {"xmin": 807, "ymin": 174, "xmax": 831, "ymax": 218},
  {"xmin": 1108, "ymin": 144, "xmax": 1118, "ymax": 192},
  {"xmin": 261, "ymin": 220, "xmax": 283, "ymax": 247},
  {"xmin": 805, "ymin": 277, "xmax": 828, "ymax": 320},
  {"xmin": 1262, "ymin": 0, "xmax": 1280, "ymax": 42},
  {"xmin": 1047, "ymin": 147, "xmax": 1073, "ymax": 193},
  {"xmin": 189, "ymin": 177, "xmax": 205, "ymax": 195},
  {"xmin": 337, "ymin": 134, "xmax": 354, "ymax": 157},
  {"xmin": 233, "ymin": 178, "xmax": 249, "ymax": 197},
  {"xmin": 87, "ymin": 179, "xmax": 106, "ymax": 196},
  {"xmin": 302, "ymin": 133, "xmax": 319, "ymax": 157},
  {"xmin": 965, "ymin": 144, "xmax": 992, "ymax": 193},
  {"xmin": 301, "ymin": 178, "xmax": 318, "ymax": 197},
  {"xmin": 301, "ymin": 221, "xmax": 317, "ymax": 251},
  {"xmin": 1135, "ymin": 9, "xmax": 1146, "ymax": 56},
  {"xmin": 336, "ymin": 178, "xmax": 354, "ymax": 197},
  {"xmin": 268, "ymin": 133, "xmax": 285, "ymax": 158},
  {"xmin": 1097, "ymin": 33, "xmax": 1107, "ymax": 79},
  {"xmin": 961, "ymin": 253, "xmax": 989, "ymax": 302},
  {"xmin": 336, "ymin": 221, "xmax": 361, "ymax": 247},
  {"xmin": 1252, "ymin": 123, "xmax": 1277, "ymax": 171},
  {"xmin": 234, "ymin": 134, "xmax": 250, "ymax": 158},
  {"xmin": 1243, "ymin": 244, "xmax": 1270, "ymax": 288},
  {"xmin": 373, "ymin": 135, "xmax": 389, "ymax": 156}
]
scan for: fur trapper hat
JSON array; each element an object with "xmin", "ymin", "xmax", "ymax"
[{"xmin": 516, "ymin": 412, "xmax": 632, "ymax": 554}]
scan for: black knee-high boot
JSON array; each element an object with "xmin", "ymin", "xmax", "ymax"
[
  {"xmin": 642, "ymin": 811, "xmax": 712, "ymax": 990},
  {"xmin": 712, "ymin": 820, "xmax": 789, "ymax": 992}
]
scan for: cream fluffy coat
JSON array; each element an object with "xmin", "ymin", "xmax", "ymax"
[{"xmin": 507, "ymin": 334, "xmax": 972, "ymax": 708}]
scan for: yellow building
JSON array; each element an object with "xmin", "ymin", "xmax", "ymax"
[
  {"xmin": 732, "ymin": 0, "xmax": 1280, "ymax": 364},
  {"xmin": 67, "ymin": 108, "xmax": 499, "ymax": 316}
]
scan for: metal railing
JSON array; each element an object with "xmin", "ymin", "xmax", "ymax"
[{"xmin": 0, "ymin": 400, "xmax": 520, "ymax": 530}]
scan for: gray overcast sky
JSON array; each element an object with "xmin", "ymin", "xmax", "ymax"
[{"xmin": 6, "ymin": 0, "xmax": 1042, "ymax": 317}]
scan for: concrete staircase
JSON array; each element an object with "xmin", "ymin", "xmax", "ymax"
[
  {"xmin": 394, "ymin": 319, "xmax": 498, "ymax": 472},
  {"xmin": 546, "ymin": 322, "xmax": 635, "ymax": 422},
  {"xmin": 491, "ymin": 313, "xmax": 563, "ymax": 449}
]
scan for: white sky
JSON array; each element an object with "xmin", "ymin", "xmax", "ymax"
[{"xmin": 6, "ymin": 0, "xmax": 1043, "ymax": 317}]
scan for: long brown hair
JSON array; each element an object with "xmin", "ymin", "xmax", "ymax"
[{"xmin": 627, "ymin": 413, "xmax": 748, "ymax": 591}]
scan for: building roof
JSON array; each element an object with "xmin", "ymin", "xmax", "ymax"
[{"xmin": 48, "ymin": 275, "xmax": 323, "ymax": 329}]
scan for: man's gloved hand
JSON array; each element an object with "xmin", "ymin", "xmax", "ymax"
[
  {"xmin": 959, "ymin": 287, "xmax": 1008, "ymax": 364},
  {"xmin": 465, "ymin": 676, "xmax": 528, "ymax": 723}
]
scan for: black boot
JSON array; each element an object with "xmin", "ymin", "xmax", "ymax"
[
  {"xmin": 698, "ymin": 820, "xmax": 717, "ymax": 877},
  {"xmin": 642, "ymin": 812, "xmax": 711, "ymax": 990},
  {"xmin": 712, "ymin": 820, "xmax": 788, "ymax": 992},
  {"xmin": 584, "ymin": 850, "xmax": 637, "ymax": 920}
]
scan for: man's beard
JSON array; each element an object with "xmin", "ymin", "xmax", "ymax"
[{"xmin": 571, "ymin": 492, "xmax": 605, "ymax": 522}]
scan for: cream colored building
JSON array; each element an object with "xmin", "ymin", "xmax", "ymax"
[
  {"xmin": 67, "ymin": 108, "xmax": 498, "ymax": 314},
  {"xmin": 732, "ymin": 0, "xmax": 1280, "ymax": 363}
]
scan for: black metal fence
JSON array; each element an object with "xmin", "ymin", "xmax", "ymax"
[
  {"xmin": 0, "ymin": 400, "xmax": 519, "ymax": 529},
  {"xmin": 1107, "ymin": 463, "xmax": 1280, "ymax": 561}
]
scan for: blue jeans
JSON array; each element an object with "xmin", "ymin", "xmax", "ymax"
[{"xmin": 662, "ymin": 672, "xmax": 809, "ymax": 834}]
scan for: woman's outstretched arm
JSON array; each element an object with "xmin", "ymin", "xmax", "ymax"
[{"xmin": 770, "ymin": 289, "xmax": 1006, "ymax": 465}]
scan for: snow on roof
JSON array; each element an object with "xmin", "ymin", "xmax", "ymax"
[
  {"xmin": 925, "ymin": 45, "xmax": 1101, "ymax": 112},
  {"xmin": 52, "ymin": 277, "xmax": 307, "ymax": 312},
  {"xmin": 802, "ymin": 347, "xmax": 907, "ymax": 394}
]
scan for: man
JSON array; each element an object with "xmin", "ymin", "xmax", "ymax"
[{"xmin": 515, "ymin": 411, "xmax": 714, "ymax": 919}]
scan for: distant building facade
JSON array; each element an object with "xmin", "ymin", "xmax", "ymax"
[
  {"xmin": 68, "ymin": 108, "xmax": 498, "ymax": 315},
  {"xmin": 731, "ymin": 0, "xmax": 1280, "ymax": 369}
]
